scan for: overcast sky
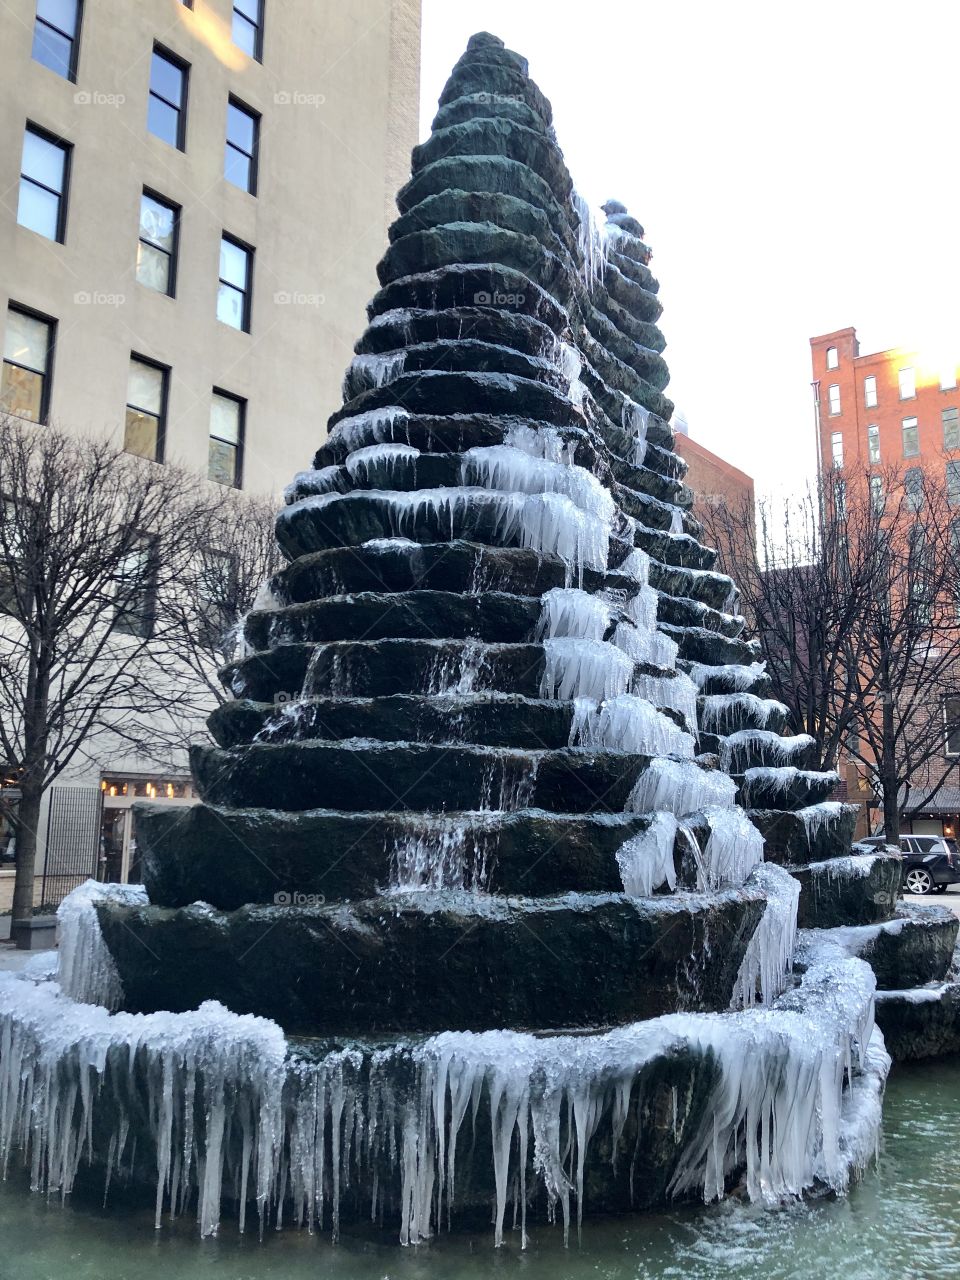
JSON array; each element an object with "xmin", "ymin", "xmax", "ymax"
[{"xmin": 419, "ymin": 0, "xmax": 960, "ymax": 497}]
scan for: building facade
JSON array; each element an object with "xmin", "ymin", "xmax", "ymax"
[
  {"xmin": 810, "ymin": 325, "xmax": 960, "ymax": 839},
  {"xmin": 0, "ymin": 0, "xmax": 421, "ymax": 907}
]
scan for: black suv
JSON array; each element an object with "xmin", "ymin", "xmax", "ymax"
[{"xmin": 854, "ymin": 834, "xmax": 960, "ymax": 895}]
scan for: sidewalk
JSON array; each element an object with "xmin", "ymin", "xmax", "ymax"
[{"xmin": 0, "ymin": 943, "xmax": 55, "ymax": 972}]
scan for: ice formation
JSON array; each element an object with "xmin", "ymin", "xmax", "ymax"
[
  {"xmin": 615, "ymin": 813, "xmax": 678, "ymax": 896},
  {"xmin": 627, "ymin": 758, "xmax": 738, "ymax": 817},
  {"xmin": 570, "ymin": 695, "xmax": 695, "ymax": 759}
]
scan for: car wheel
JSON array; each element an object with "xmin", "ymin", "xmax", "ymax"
[{"xmin": 905, "ymin": 867, "xmax": 935, "ymax": 895}]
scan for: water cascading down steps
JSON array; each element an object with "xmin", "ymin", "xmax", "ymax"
[{"xmin": 2, "ymin": 30, "xmax": 950, "ymax": 1249}]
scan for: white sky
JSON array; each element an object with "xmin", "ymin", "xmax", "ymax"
[{"xmin": 419, "ymin": 0, "xmax": 960, "ymax": 497}]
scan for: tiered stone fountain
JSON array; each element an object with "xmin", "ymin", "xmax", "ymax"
[{"xmin": 0, "ymin": 31, "xmax": 957, "ymax": 1249}]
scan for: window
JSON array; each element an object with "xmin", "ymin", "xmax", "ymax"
[
  {"xmin": 114, "ymin": 534, "xmax": 157, "ymax": 639},
  {"xmin": 830, "ymin": 431, "xmax": 843, "ymax": 469},
  {"xmin": 948, "ymin": 461, "xmax": 960, "ymax": 508},
  {"xmin": 827, "ymin": 383, "xmax": 841, "ymax": 415},
  {"xmin": 941, "ymin": 367, "xmax": 957, "ymax": 392},
  {"xmin": 943, "ymin": 407, "xmax": 959, "ymax": 451},
  {"xmin": 18, "ymin": 125, "xmax": 70, "ymax": 242},
  {"xmin": 148, "ymin": 46, "xmax": 188, "ymax": 149},
  {"xmin": 32, "ymin": 0, "xmax": 82, "ymax": 80},
  {"xmin": 232, "ymin": 0, "xmax": 263, "ymax": 60},
  {"xmin": 904, "ymin": 467, "xmax": 924, "ymax": 513},
  {"xmin": 867, "ymin": 424, "xmax": 880, "ymax": 463},
  {"xmin": 902, "ymin": 416, "xmax": 919, "ymax": 458},
  {"xmin": 864, "ymin": 375, "xmax": 878, "ymax": 408},
  {"xmin": 225, "ymin": 98, "xmax": 259, "ymax": 194},
  {"xmin": 125, "ymin": 356, "xmax": 168, "ymax": 462},
  {"xmin": 208, "ymin": 390, "xmax": 245, "ymax": 486},
  {"xmin": 1, "ymin": 306, "xmax": 55, "ymax": 423},
  {"xmin": 218, "ymin": 235, "xmax": 252, "ymax": 331},
  {"xmin": 197, "ymin": 548, "xmax": 238, "ymax": 650},
  {"xmin": 833, "ymin": 478, "xmax": 846, "ymax": 518},
  {"xmin": 825, "ymin": 346, "xmax": 839, "ymax": 370},
  {"xmin": 136, "ymin": 191, "xmax": 179, "ymax": 296},
  {"xmin": 898, "ymin": 366, "xmax": 915, "ymax": 400},
  {"xmin": 945, "ymin": 697, "xmax": 960, "ymax": 758},
  {"xmin": 870, "ymin": 474, "xmax": 884, "ymax": 514}
]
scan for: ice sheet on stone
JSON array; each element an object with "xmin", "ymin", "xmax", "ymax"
[
  {"xmin": 627, "ymin": 758, "xmax": 737, "ymax": 817},
  {"xmin": 688, "ymin": 661, "xmax": 767, "ymax": 692},
  {"xmin": 570, "ymin": 695, "xmax": 695, "ymax": 759},
  {"xmin": 57, "ymin": 879, "xmax": 148, "ymax": 1010},
  {"xmin": 721, "ymin": 731, "xmax": 815, "ymax": 773},
  {"xmin": 343, "ymin": 350, "xmax": 407, "ymax": 399},
  {"xmin": 731, "ymin": 864, "xmax": 800, "ymax": 1008},
  {"xmin": 344, "ymin": 442, "xmax": 420, "ymax": 486},
  {"xmin": 615, "ymin": 813, "xmax": 678, "ymax": 896},
  {"xmin": 541, "ymin": 637, "xmax": 634, "ymax": 701},
  {"xmin": 699, "ymin": 693, "xmax": 788, "ymax": 736}
]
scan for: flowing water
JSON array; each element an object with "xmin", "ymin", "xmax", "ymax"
[{"xmin": 1, "ymin": 1057, "xmax": 958, "ymax": 1280}]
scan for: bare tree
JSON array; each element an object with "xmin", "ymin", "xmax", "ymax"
[
  {"xmin": 702, "ymin": 462, "xmax": 960, "ymax": 841},
  {"xmin": 0, "ymin": 417, "xmax": 224, "ymax": 934},
  {"xmin": 143, "ymin": 492, "xmax": 282, "ymax": 745}
]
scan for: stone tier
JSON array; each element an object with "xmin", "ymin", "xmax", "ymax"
[
  {"xmin": 96, "ymin": 887, "xmax": 765, "ymax": 1036},
  {"xmin": 799, "ymin": 905, "xmax": 959, "ymax": 990},
  {"xmin": 747, "ymin": 804, "xmax": 860, "ymax": 866},
  {"xmin": 791, "ymin": 854, "xmax": 902, "ymax": 928},
  {"xmin": 136, "ymin": 802, "xmax": 683, "ymax": 907}
]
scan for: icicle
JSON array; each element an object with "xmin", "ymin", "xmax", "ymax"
[
  {"xmin": 570, "ymin": 695, "xmax": 695, "ymax": 759},
  {"xmin": 541, "ymin": 638, "xmax": 634, "ymax": 702},
  {"xmin": 344, "ymin": 442, "xmax": 419, "ymax": 486},
  {"xmin": 721, "ymin": 731, "xmax": 815, "ymax": 774},
  {"xmin": 687, "ymin": 661, "xmax": 767, "ymax": 692},
  {"xmin": 343, "ymin": 351, "xmax": 407, "ymax": 399},
  {"xmin": 730, "ymin": 864, "xmax": 801, "ymax": 1009},
  {"xmin": 616, "ymin": 813, "xmax": 678, "ymax": 896},
  {"xmin": 699, "ymin": 694, "xmax": 788, "ymax": 736},
  {"xmin": 627, "ymin": 759, "xmax": 737, "ymax": 817},
  {"xmin": 698, "ymin": 807, "xmax": 765, "ymax": 889},
  {"xmin": 56, "ymin": 880, "xmax": 148, "ymax": 1010}
]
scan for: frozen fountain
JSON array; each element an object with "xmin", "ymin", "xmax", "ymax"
[{"xmin": 1, "ymin": 31, "xmax": 957, "ymax": 1250}]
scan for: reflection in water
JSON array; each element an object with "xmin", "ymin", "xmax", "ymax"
[{"xmin": 2, "ymin": 1059, "xmax": 959, "ymax": 1280}]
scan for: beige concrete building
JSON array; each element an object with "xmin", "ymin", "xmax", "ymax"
[{"xmin": 0, "ymin": 0, "xmax": 421, "ymax": 909}]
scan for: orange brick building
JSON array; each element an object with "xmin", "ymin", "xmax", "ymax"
[
  {"xmin": 810, "ymin": 326, "xmax": 958, "ymax": 490},
  {"xmin": 675, "ymin": 432, "xmax": 755, "ymax": 528},
  {"xmin": 810, "ymin": 326, "xmax": 960, "ymax": 839}
]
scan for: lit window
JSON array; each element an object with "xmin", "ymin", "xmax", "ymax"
[
  {"xmin": 831, "ymin": 431, "xmax": 843, "ymax": 469},
  {"xmin": 208, "ymin": 390, "xmax": 245, "ymax": 486},
  {"xmin": 136, "ymin": 191, "xmax": 179, "ymax": 296},
  {"xmin": 114, "ymin": 533, "xmax": 157, "ymax": 639},
  {"xmin": 125, "ymin": 356, "xmax": 168, "ymax": 462},
  {"xmin": 864, "ymin": 375, "xmax": 878, "ymax": 408},
  {"xmin": 218, "ymin": 235, "xmax": 252, "ymax": 331},
  {"xmin": 943, "ymin": 407, "xmax": 959, "ymax": 451},
  {"xmin": 945, "ymin": 696, "xmax": 960, "ymax": 757},
  {"xmin": 902, "ymin": 416, "xmax": 919, "ymax": 458},
  {"xmin": 32, "ymin": 0, "xmax": 82, "ymax": 81},
  {"xmin": 948, "ymin": 461, "xmax": 960, "ymax": 508},
  {"xmin": 18, "ymin": 125, "xmax": 69, "ymax": 242},
  {"xmin": 826, "ymin": 346, "xmax": 839, "ymax": 370},
  {"xmin": 827, "ymin": 384, "xmax": 841, "ymax": 415},
  {"xmin": 867, "ymin": 424, "xmax": 880, "ymax": 463},
  {"xmin": 941, "ymin": 367, "xmax": 957, "ymax": 391},
  {"xmin": 898, "ymin": 366, "xmax": 915, "ymax": 399},
  {"xmin": 904, "ymin": 467, "xmax": 924, "ymax": 513},
  {"xmin": 232, "ymin": 0, "xmax": 263, "ymax": 60},
  {"xmin": 225, "ymin": 99, "xmax": 259, "ymax": 194},
  {"xmin": 870, "ymin": 474, "xmax": 884, "ymax": 514},
  {"xmin": 148, "ymin": 46, "xmax": 188, "ymax": 150},
  {"xmin": 1, "ymin": 306, "xmax": 55, "ymax": 423}
]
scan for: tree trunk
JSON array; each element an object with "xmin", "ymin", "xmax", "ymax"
[
  {"xmin": 880, "ymin": 693, "xmax": 900, "ymax": 844},
  {"xmin": 10, "ymin": 779, "xmax": 43, "ymax": 944}
]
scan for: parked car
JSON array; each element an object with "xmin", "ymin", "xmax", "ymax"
[{"xmin": 853, "ymin": 834, "xmax": 960, "ymax": 895}]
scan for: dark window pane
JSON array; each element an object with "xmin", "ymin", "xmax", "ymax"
[
  {"xmin": 17, "ymin": 181, "xmax": 60, "ymax": 240},
  {"xmin": 147, "ymin": 96, "xmax": 180, "ymax": 146},
  {"xmin": 232, "ymin": 12, "xmax": 258, "ymax": 56},
  {"xmin": 1, "ymin": 363, "xmax": 44, "ymax": 422},
  {"xmin": 22, "ymin": 130, "xmax": 65, "ymax": 191},
  {"xmin": 31, "ymin": 24, "xmax": 72, "ymax": 76},
  {"xmin": 224, "ymin": 144, "xmax": 252, "ymax": 192},
  {"xmin": 37, "ymin": 0, "xmax": 78, "ymax": 35},
  {"xmin": 208, "ymin": 437, "xmax": 238, "ymax": 485},
  {"xmin": 226, "ymin": 102, "xmax": 255, "ymax": 152},
  {"xmin": 136, "ymin": 242, "xmax": 170, "ymax": 293},
  {"xmin": 944, "ymin": 408, "xmax": 959, "ymax": 451},
  {"xmin": 124, "ymin": 408, "xmax": 160, "ymax": 460},
  {"xmin": 150, "ymin": 52, "xmax": 184, "ymax": 106},
  {"xmin": 217, "ymin": 283, "xmax": 245, "ymax": 330}
]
